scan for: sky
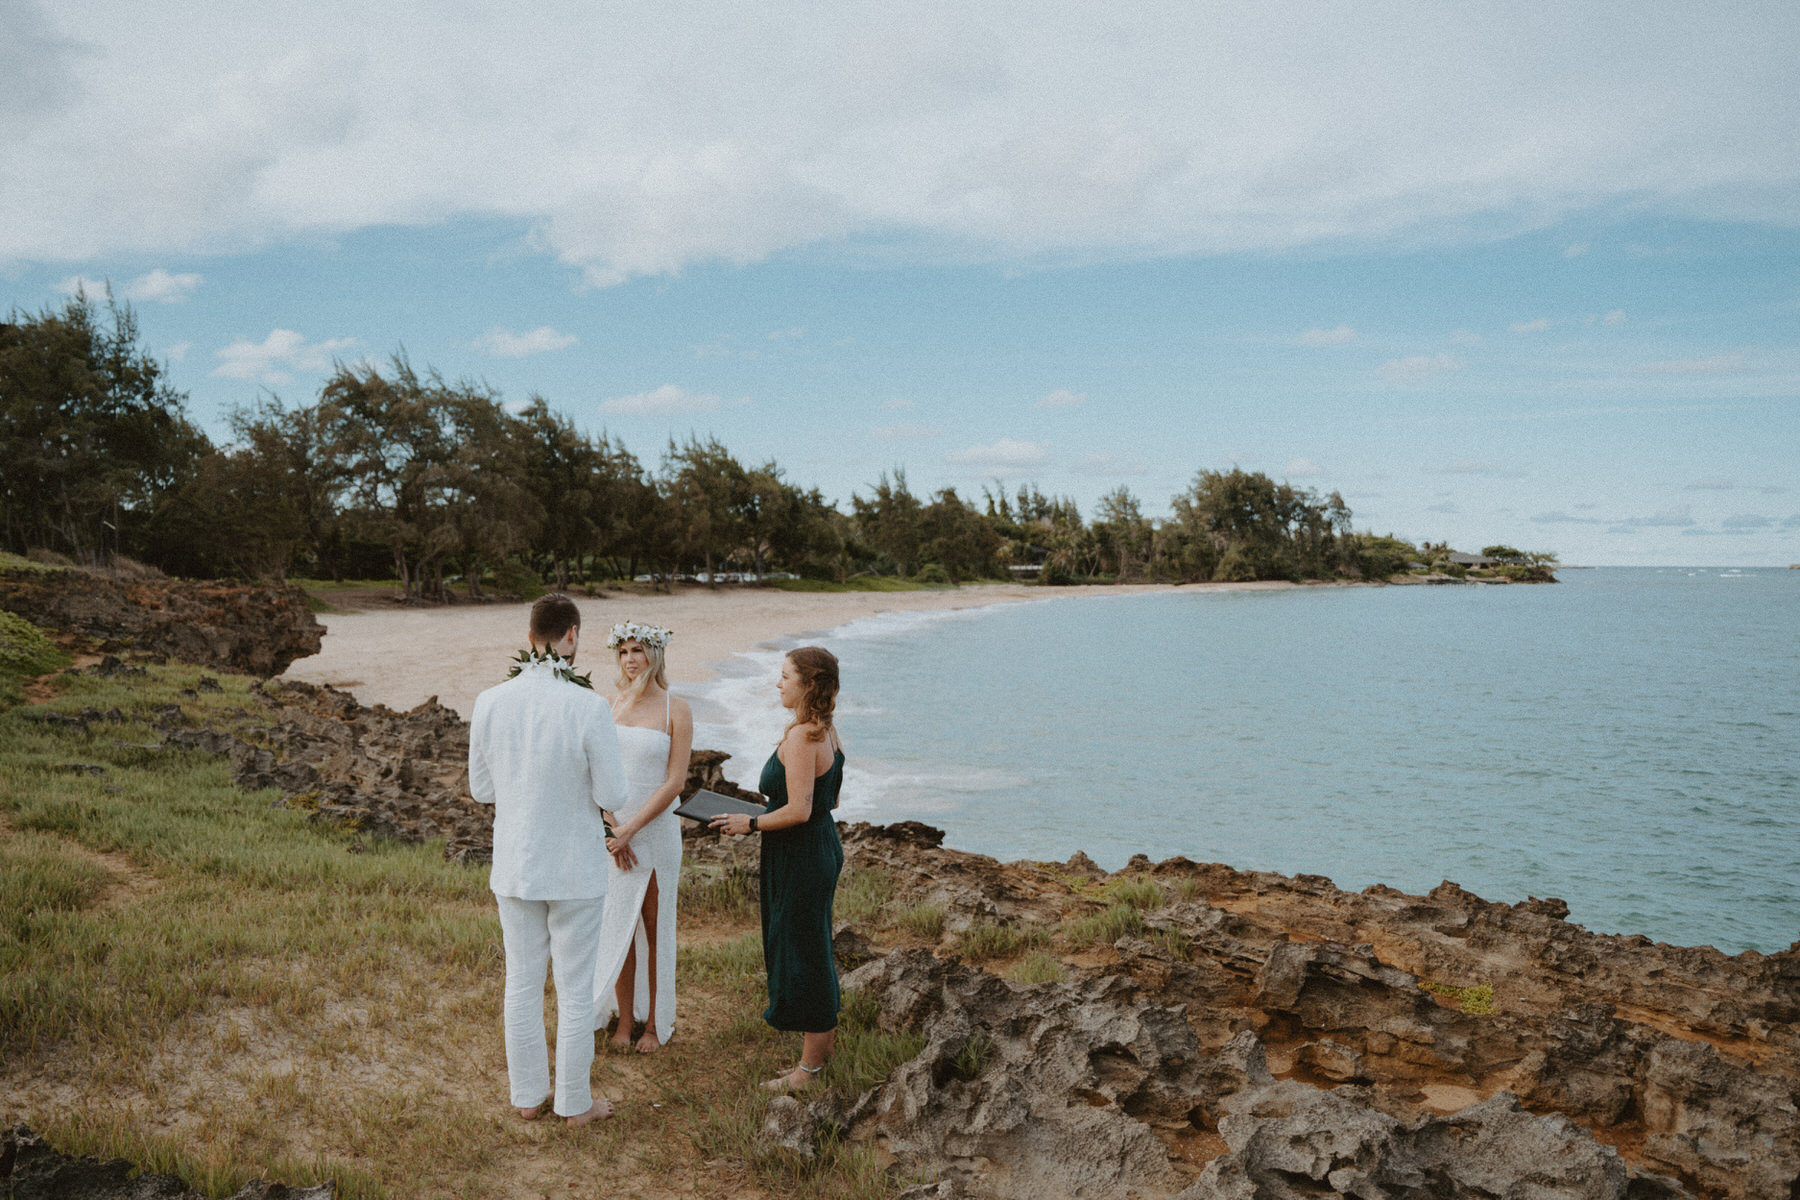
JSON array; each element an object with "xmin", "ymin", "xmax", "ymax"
[{"xmin": 3, "ymin": 1, "xmax": 1798, "ymax": 565}]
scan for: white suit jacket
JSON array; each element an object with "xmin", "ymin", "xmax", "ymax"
[{"xmin": 469, "ymin": 661, "xmax": 630, "ymax": 900}]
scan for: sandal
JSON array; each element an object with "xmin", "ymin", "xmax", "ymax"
[{"xmin": 760, "ymin": 1062, "xmax": 824, "ymax": 1092}]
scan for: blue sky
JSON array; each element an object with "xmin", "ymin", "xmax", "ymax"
[{"xmin": 4, "ymin": 3, "xmax": 1797, "ymax": 564}]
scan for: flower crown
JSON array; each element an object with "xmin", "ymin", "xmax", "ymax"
[{"xmin": 606, "ymin": 620, "xmax": 674, "ymax": 651}]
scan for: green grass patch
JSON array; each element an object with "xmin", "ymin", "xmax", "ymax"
[
  {"xmin": 1101, "ymin": 876, "xmax": 1164, "ymax": 911},
  {"xmin": 947, "ymin": 1031, "xmax": 993, "ymax": 1082},
  {"xmin": 764, "ymin": 577, "xmax": 940, "ymax": 593},
  {"xmin": 1062, "ymin": 903, "xmax": 1144, "ymax": 948},
  {"xmin": 951, "ymin": 921, "xmax": 1047, "ymax": 963},
  {"xmin": 1420, "ymin": 980, "xmax": 1496, "ymax": 1015},
  {"xmin": 891, "ymin": 901, "xmax": 945, "ymax": 940},
  {"xmin": 679, "ymin": 857, "xmax": 760, "ymax": 921},
  {"xmin": 0, "ymin": 612, "xmax": 70, "ymax": 705},
  {"xmin": 679, "ymin": 931, "xmax": 765, "ymax": 993},
  {"xmin": 1006, "ymin": 950, "xmax": 1065, "ymax": 985},
  {"xmin": 835, "ymin": 867, "xmax": 893, "ymax": 928}
]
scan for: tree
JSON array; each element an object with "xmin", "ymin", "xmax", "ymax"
[
  {"xmin": 919, "ymin": 487, "xmax": 1001, "ymax": 581},
  {"xmin": 1093, "ymin": 486, "xmax": 1152, "ymax": 579},
  {"xmin": 852, "ymin": 470, "xmax": 924, "ymax": 577},
  {"xmin": 0, "ymin": 292, "xmax": 208, "ymax": 564},
  {"xmin": 663, "ymin": 435, "xmax": 747, "ymax": 584}
]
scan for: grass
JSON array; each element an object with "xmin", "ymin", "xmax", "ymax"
[
  {"xmin": 1420, "ymin": 980, "xmax": 1496, "ymax": 1015},
  {"xmin": 679, "ymin": 857, "xmax": 760, "ymax": 920},
  {"xmin": 1062, "ymin": 903, "xmax": 1145, "ymax": 949},
  {"xmin": 836, "ymin": 866, "xmax": 894, "ymax": 928},
  {"xmin": 1006, "ymin": 950, "xmax": 1064, "ymax": 985},
  {"xmin": 1, "ymin": 645, "xmax": 925, "ymax": 1199},
  {"xmin": 1101, "ymin": 876, "xmax": 1165, "ymax": 911},
  {"xmin": 763, "ymin": 576, "xmax": 967, "ymax": 593},
  {"xmin": 891, "ymin": 902, "xmax": 946, "ymax": 940},
  {"xmin": 952, "ymin": 921, "xmax": 1047, "ymax": 963}
]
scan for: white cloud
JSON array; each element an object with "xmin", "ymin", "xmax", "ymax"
[
  {"xmin": 767, "ymin": 326, "xmax": 805, "ymax": 341},
  {"xmin": 1563, "ymin": 242, "xmax": 1589, "ymax": 258},
  {"xmin": 212, "ymin": 329, "xmax": 357, "ymax": 384},
  {"xmin": 1376, "ymin": 353, "xmax": 1460, "ymax": 386},
  {"xmin": 1297, "ymin": 325, "xmax": 1355, "ymax": 346},
  {"xmin": 1601, "ymin": 309, "xmax": 1627, "ymax": 326},
  {"xmin": 1532, "ymin": 510, "xmax": 1603, "ymax": 525},
  {"xmin": 164, "ymin": 341, "xmax": 191, "ymax": 362},
  {"xmin": 882, "ymin": 397, "xmax": 915, "ymax": 410},
  {"xmin": 945, "ymin": 437, "xmax": 1051, "ymax": 470},
  {"xmin": 472, "ymin": 325, "xmax": 579, "ymax": 358},
  {"xmin": 1284, "ymin": 457, "xmax": 1323, "ymax": 478},
  {"xmin": 599, "ymin": 384, "xmax": 722, "ymax": 416},
  {"xmin": 1637, "ymin": 354, "xmax": 1747, "ymax": 376},
  {"xmin": 6, "ymin": 8, "xmax": 1800, "ymax": 281},
  {"xmin": 1509, "ymin": 317, "xmax": 1551, "ymax": 334},
  {"xmin": 1037, "ymin": 388, "xmax": 1085, "ymax": 408},
  {"xmin": 871, "ymin": 422, "xmax": 942, "ymax": 440},
  {"xmin": 126, "ymin": 268, "xmax": 202, "ymax": 303},
  {"xmin": 56, "ymin": 268, "xmax": 202, "ymax": 303}
]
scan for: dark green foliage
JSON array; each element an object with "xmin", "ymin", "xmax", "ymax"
[{"xmin": 0, "ymin": 293, "xmax": 209, "ymax": 564}]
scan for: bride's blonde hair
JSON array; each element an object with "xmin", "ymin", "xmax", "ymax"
[{"xmin": 614, "ymin": 637, "xmax": 669, "ymax": 706}]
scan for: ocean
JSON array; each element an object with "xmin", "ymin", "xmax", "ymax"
[{"xmin": 686, "ymin": 568, "xmax": 1800, "ymax": 956}]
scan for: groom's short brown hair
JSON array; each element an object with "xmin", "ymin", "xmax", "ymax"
[{"xmin": 529, "ymin": 594, "xmax": 581, "ymax": 645}]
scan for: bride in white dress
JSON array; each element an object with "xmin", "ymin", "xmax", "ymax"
[{"xmin": 593, "ymin": 621, "xmax": 692, "ymax": 1053}]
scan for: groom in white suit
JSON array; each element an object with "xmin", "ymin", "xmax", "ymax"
[{"xmin": 469, "ymin": 593, "xmax": 628, "ymax": 1126}]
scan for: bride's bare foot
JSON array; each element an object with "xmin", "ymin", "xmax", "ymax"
[
  {"xmin": 608, "ymin": 1022, "xmax": 634, "ymax": 1053},
  {"xmin": 564, "ymin": 1098, "xmax": 615, "ymax": 1127},
  {"xmin": 635, "ymin": 1029, "xmax": 661, "ymax": 1054}
]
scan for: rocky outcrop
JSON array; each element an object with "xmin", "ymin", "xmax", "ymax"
[
  {"xmin": 0, "ymin": 566, "xmax": 322, "ymax": 675},
  {"xmin": 0, "ymin": 1124, "xmax": 333, "ymax": 1199},
  {"xmin": 59, "ymin": 659, "xmax": 1800, "ymax": 1197}
]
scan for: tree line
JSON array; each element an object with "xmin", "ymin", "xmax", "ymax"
[{"xmin": 2, "ymin": 294, "xmax": 1546, "ymax": 595}]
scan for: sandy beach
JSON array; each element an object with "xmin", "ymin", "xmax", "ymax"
[{"xmin": 281, "ymin": 582, "xmax": 1178, "ymax": 718}]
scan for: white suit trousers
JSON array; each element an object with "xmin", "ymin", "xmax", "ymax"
[{"xmin": 495, "ymin": 893, "xmax": 607, "ymax": 1117}]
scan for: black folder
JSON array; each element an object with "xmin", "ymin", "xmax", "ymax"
[{"xmin": 674, "ymin": 788, "xmax": 767, "ymax": 823}]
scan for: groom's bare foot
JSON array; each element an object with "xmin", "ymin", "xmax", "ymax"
[
  {"xmin": 516, "ymin": 1097, "xmax": 551, "ymax": 1120},
  {"xmin": 564, "ymin": 1098, "xmax": 614, "ymax": 1127},
  {"xmin": 635, "ymin": 1029, "xmax": 661, "ymax": 1054}
]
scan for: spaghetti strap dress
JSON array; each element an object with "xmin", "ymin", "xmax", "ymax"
[
  {"xmin": 591, "ymin": 692, "xmax": 682, "ymax": 1044},
  {"xmin": 758, "ymin": 744, "xmax": 844, "ymax": 1032}
]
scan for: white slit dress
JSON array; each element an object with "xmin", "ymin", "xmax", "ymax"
[{"xmin": 591, "ymin": 693, "xmax": 682, "ymax": 1044}]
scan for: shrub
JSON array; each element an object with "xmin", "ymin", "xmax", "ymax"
[
  {"xmin": 1102, "ymin": 877, "xmax": 1164, "ymax": 911},
  {"xmin": 913, "ymin": 563, "xmax": 952, "ymax": 585}
]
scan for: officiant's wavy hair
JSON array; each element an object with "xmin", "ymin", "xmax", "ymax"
[
  {"xmin": 613, "ymin": 627, "xmax": 669, "ymax": 704},
  {"xmin": 529, "ymin": 594, "xmax": 581, "ymax": 646},
  {"xmin": 783, "ymin": 646, "xmax": 838, "ymax": 743}
]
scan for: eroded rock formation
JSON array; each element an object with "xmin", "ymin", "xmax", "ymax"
[
  {"xmin": 0, "ymin": 566, "xmax": 322, "ymax": 675},
  {"xmin": 76, "ymin": 665, "xmax": 1800, "ymax": 1197},
  {"xmin": 0, "ymin": 1124, "xmax": 332, "ymax": 1199}
]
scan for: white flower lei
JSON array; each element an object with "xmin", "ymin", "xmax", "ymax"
[
  {"xmin": 605, "ymin": 620, "xmax": 674, "ymax": 650},
  {"xmin": 507, "ymin": 646, "xmax": 594, "ymax": 689}
]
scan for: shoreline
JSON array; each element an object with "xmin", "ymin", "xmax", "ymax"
[{"xmin": 280, "ymin": 580, "xmax": 1300, "ymax": 718}]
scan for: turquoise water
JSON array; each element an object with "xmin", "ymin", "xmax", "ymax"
[{"xmin": 690, "ymin": 569, "xmax": 1800, "ymax": 955}]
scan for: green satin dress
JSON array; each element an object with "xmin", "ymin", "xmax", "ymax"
[{"xmin": 758, "ymin": 744, "xmax": 845, "ymax": 1032}]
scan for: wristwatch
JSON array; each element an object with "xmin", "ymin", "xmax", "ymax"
[{"xmin": 749, "ymin": 815, "xmax": 759, "ymax": 832}]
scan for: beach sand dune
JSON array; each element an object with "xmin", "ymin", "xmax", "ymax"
[{"xmin": 282, "ymin": 582, "xmax": 1108, "ymax": 717}]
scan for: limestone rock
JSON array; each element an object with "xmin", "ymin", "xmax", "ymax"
[{"xmin": 0, "ymin": 566, "xmax": 322, "ymax": 675}]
